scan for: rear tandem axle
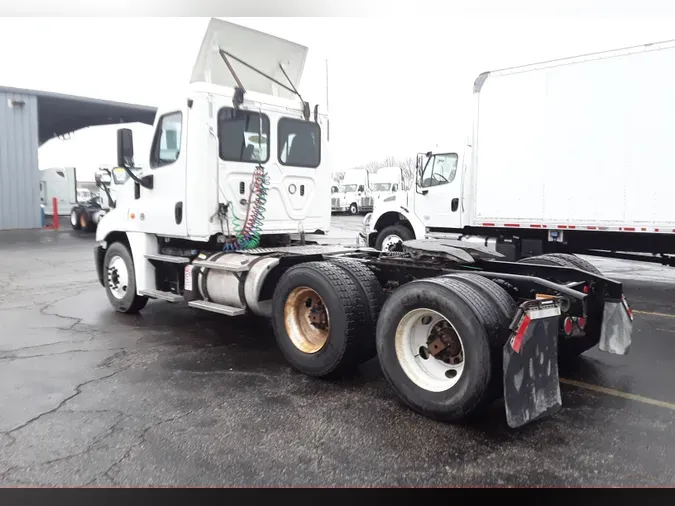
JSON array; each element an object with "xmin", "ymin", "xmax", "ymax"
[{"xmin": 94, "ymin": 238, "xmax": 633, "ymax": 429}]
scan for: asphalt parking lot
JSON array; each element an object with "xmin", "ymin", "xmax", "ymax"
[{"xmin": 1, "ymin": 214, "xmax": 675, "ymax": 486}]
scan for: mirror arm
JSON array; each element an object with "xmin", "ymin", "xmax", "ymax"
[{"xmin": 122, "ymin": 164, "xmax": 154, "ymax": 190}]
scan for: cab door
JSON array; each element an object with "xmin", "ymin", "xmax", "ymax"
[
  {"xmin": 413, "ymin": 152, "xmax": 461, "ymax": 229},
  {"xmin": 137, "ymin": 110, "xmax": 189, "ymax": 238}
]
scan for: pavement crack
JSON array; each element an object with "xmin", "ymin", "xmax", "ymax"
[
  {"xmin": 0, "ymin": 413, "xmax": 126, "ymax": 483},
  {"xmin": 6, "ymin": 368, "xmax": 127, "ymax": 435},
  {"xmin": 92, "ymin": 409, "xmax": 196, "ymax": 485},
  {"xmin": 0, "ymin": 347, "xmax": 126, "ymax": 362}
]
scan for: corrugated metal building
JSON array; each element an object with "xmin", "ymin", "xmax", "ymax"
[
  {"xmin": 0, "ymin": 86, "xmax": 156, "ymax": 231},
  {"xmin": 0, "ymin": 90, "xmax": 40, "ymax": 230}
]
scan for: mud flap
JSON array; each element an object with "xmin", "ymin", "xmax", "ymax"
[
  {"xmin": 598, "ymin": 297, "xmax": 633, "ymax": 355},
  {"xmin": 503, "ymin": 300, "xmax": 562, "ymax": 429}
]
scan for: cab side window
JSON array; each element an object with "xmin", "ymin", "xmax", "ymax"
[
  {"xmin": 420, "ymin": 153, "xmax": 458, "ymax": 188},
  {"xmin": 150, "ymin": 112, "xmax": 183, "ymax": 168}
]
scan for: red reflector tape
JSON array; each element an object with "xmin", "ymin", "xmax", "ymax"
[{"xmin": 511, "ymin": 314, "xmax": 531, "ymax": 353}]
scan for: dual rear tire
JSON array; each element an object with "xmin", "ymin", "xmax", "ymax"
[
  {"xmin": 271, "ymin": 261, "xmax": 517, "ymax": 423},
  {"xmin": 271, "ymin": 259, "xmax": 383, "ymax": 378}
]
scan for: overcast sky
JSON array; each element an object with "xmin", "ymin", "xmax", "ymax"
[{"xmin": 1, "ymin": 10, "xmax": 675, "ymax": 180}]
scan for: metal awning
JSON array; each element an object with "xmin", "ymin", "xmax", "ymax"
[{"xmin": 0, "ymin": 86, "xmax": 157, "ymax": 145}]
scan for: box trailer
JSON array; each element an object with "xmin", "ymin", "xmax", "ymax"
[{"xmin": 361, "ymin": 40, "xmax": 675, "ymax": 266}]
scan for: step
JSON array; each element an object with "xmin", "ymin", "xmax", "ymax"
[
  {"xmin": 191, "ymin": 259, "xmax": 250, "ymax": 273},
  {"xmin": 145, "ymin": 253, "xmax": 191, "ymax": 264},
  {"xmin": 188, "ymin": 300, "xmax": 246, "ymax": 316},
  {"xmin": 139, "ymin": 289, "xmax": 183, "ymax": 302}
]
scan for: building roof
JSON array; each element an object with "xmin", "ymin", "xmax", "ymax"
[{"xmin": 0, "ymin": 86, "xmax": 157, "ymax": 145}]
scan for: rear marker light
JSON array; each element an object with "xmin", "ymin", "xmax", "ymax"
[
  {"xmin": 578, "ymin": 317, "xmax": 586, "ymax": 329},
  {"xmin": 564, "ymin": 317, "xmax": 573, "ymax": 335}
]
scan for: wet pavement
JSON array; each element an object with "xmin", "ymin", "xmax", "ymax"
[{"xmin": 1, "ymin": 217, "xmax": 674, "ymax": 486}]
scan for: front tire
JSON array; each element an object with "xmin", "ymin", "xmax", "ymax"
[
  {"xmin": 376, "ymin": 277, "xmax": 504, "ymax": 423},
  {"xmin": 349, "ymin": 203, "xmax": 358, "ymax": 215},
  {"xmin": 271, "ymin": 261, "xmax": 368, "ymax": 378},
  {"xmin": 103, "ymin": 242, "xmax": 148, "ymax": 314},
  {"xmin": 79, "ymin": 209, "xmax": 97, "ymax": 232},
  {"xmin": 375, "ymin": 224, "xmax": 415, "ymax": 251},
  {"xmin": 70, "ymin": 208, "xmax": 82, "ymax": 230}
]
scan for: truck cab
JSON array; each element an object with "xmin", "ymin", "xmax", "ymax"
[
  {"xmin": 331, "ymin": 168, "xmax": 372, "ymax": 215},
  {"xmin": 369, "ymin": 166, "xmax": 405, "ymax": 208},
  {"xmin": 359, "ymin": 145, "xmax": 468, "ymax": 250}
]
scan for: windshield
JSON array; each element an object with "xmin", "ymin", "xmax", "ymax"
[
  {"xmin": 372, "ymin": 183, "xmax": 391, "ymax": 191},
  {"xmin": 339, "ymin": 184, "xmax": 358, "ymax": 192}
]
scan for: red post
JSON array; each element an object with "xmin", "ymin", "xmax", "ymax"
[{"xmin": 52, "ymin": 197, "xmax": 59, "ymax": 229}]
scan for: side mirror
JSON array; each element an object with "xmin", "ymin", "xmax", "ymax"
[
  {"xmin": 416, "ymin": 153, "xmax": 425, "ymax": 171},
  {"xmin": 117, "ymin": 128, "xmax": 134, "ymax": 168},
  {"xmin": 116, "ymin": 128, "xmax": 154, "ymax": 190}
]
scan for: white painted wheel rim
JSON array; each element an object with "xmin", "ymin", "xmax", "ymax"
[
  {"xmin": 107, "ymin": 255, "xmax": 129, "ymax": 300},
  {"xmin": 70, "ymin": 211, "xmax": 78, "ymax": 226},
  {"xmin": 395, "ymin": 308, "xmax": 465, "ymax": 392},
  {"xmin": 381, "ymin": 234, "xmax": 402, "ymax": 251}
]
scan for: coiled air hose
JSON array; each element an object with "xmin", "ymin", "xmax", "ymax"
[{"xmin": 223, "ymin": 165, "xmax": 270, "ymax": 251}]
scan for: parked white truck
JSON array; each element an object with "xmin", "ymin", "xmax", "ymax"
[
  {"xmin": 70, "ymin": 166, "xmax": 139, "ymax": 232},
  {"xmin": 359, "ymin": 40, "xmax": 675, "ymax": 268},
  {"xmin": 39, "ymin": 167, "xmax": 79, "ymax": 216},
  {"xmin": 331, "ymin": 168, "xmax": 372, "ymax": 214},
  {"xmin": 93, "ymin": 18, "xmax": 633, "ymax": 429},
  {"xmin": 369, "ymin": 166, "xmax": 405, "ymax": 207}
]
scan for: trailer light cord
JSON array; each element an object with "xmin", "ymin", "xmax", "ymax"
[{"xmin": 223, "ymin": 165, "xmax": 270, "ymax": 251}]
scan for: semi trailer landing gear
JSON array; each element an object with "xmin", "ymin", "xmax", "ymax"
[{"xmin": 95, "ymin": 236, "xmax": 633, "ymax": 428}]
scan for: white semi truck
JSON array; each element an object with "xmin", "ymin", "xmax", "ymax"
[
  {"xmin": 359, "ymin": 40, "xmax": 675, "ymax": 269},
  {"xmin": 39, "ymin": 167, "xmax": 80, "ymax": 216},
  {"xmin": 94, "ymin": 18, "xmax": 633, "ymax": 429},
  {"xmin": 69, "ymin": 166, "xmax": 142, "ymax": 232},
  {"xmin": 369, "ymin": 165, "xmax": 405, "ymax": 207},
  {"xmin": 331, "ymin": 168, "xmax": 372, "ymax": 215}
]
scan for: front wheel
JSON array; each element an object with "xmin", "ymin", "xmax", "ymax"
[
  {"xmin": 103, "ymin": 242, "xmax": 148, "ymax": 314},
  {"xmin": 70, "ymin": 208, "xmax": 82, "ymax": 230},
  {"xmin": 349, "ymin": 203, "xmax": 358, "ymax": 215},
  {"xmin": 375, "ymin": 224, "xmax": 415, "ymax": 251}
]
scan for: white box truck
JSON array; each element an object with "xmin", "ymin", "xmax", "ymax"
[
  {"xmin": 360, "ymin": 40, "xmax": 675, "ymax": 267},
  {"xmin": 93, "ymin": 18, "xmax": 633, "ymax": 429}
]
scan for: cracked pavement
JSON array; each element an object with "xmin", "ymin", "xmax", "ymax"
[{"xmin": 1, "ymin": 219, "xmax": 675, "ymax": 486}]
